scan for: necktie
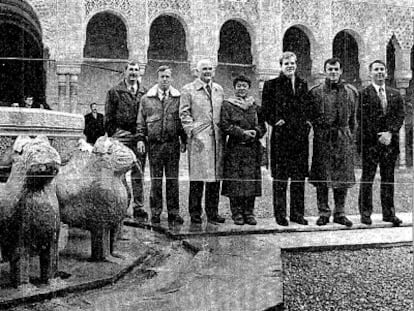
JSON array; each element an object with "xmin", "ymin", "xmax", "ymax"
[
  {"xmin": 161, "ymin": 91, "xmax": 167, "ymax": 104},
  {"xmin": 379, "ymin": 87, "xmax": 387, "ymax": 113},
  {"xmin": 206, "ymin": 84, "xmax": 212, "ymax": 98},
  {"xmin": 130, "ymin": 85, "xmax": 136, "ymax": 95},
  {"xmin": 291, "ymin": 79, "xmax": 295, "ymax": 95}
]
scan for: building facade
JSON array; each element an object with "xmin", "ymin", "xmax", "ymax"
[{"xmin": 0, "ymin": 0, "xmax": 413, "ymax": 163}]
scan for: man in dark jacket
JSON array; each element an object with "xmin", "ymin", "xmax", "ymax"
[
  {"xmin": 136, "ymin": 66, "xmax": 186, "ymax": 225},
  {"xmin": 84, "ymin": 103, "xmax": 105, "ymax": 144},
  {"xmin": 309, "ymin": 58, "xmax": 357, "ymax": 227},
  {"xmin": 357, "ymin": 60, "xmax": 404, "ymax": 226},
  {"xmin": 262, "ymin": 51, "xmax": 314, "ymax": 226},
  {"xmin": 105, "ymin": 61, "xmax": 148, "ymax": 220}
]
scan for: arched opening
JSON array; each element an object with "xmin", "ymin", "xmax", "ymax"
[
  {"xmin": 147, "ymin": 15, "xmax": 187, "ymax": 61},
  {"xmin": 333, "ymin": 30, "xmax": 360, "ymax": 85},
  {"xmin": 283, "ymin": 26, "xmax": 311, "ymax": 79},
  {"xmin": 218, "ymin": 20, "xmax": 252, "ymax": 64},
  {"xmin": 84, "ymin": 12, "xmax": 128, "ymax": 59},
  {"xmin": 386, "ymin": 36, "xmax": 397, "ymax": 88},
  {"xmin": 0, "ymin": 0, "xmax": 45, "ymax": 106}
]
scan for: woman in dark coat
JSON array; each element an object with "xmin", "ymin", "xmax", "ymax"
[{"xmin": 219, "ymin": 75, "xmax": 266, "ymax": 225}]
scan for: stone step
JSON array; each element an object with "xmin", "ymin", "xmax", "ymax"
[{"xmin": 125, "ymin": 212, "xmax": 413, "ymax": 239}]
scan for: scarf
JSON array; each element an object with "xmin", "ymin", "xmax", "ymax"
[{"xmin": 227, "ymin": 96, "xmax": 255, "ymax": 110}]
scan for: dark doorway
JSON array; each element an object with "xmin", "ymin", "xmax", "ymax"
[
  {"xmin": 386, "ymin": 38, "xmax": 396, "ymax": 88},
  {"xmin": 333, "ymin": 31, "xmax": 360, "ymax": 85},
  {"xmin": 0, "ymin": 1, "xmax": 44, "ymax": 106},
  {"xmin": 148, "ymin": 15, "xmax": 187, "ymax": 61},
  {"xmin": 283, "ymin": 26, "xmax": 311, "ymax": 79},
  {"xmin": 218, "ymin": 20, "xmax": 252, "ymax": 64},
  {"xmin": 84, "ymin": 12, "xmax": 128, "ymax": 59}
]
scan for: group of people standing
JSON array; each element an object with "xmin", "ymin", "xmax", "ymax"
[{"xmin": 83, "ymin": 52, "xmax": 404, "ymax": 228}]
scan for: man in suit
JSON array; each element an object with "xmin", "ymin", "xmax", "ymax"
[
  {"xmin": 84, "ymin": 103, "xmax": 105, "ymax": 144},
  {"xmin": 137, "ymin": 66, "xmax": 187, "ymax": 225},
  {"xmin": 262, "ymin": 51, "xmax": 314, "ymax": 226},
  {"xmin": 179, "ymin": 59, "xmax": 225, "ymax": 225},
  {"xmin": 357, "ymin": 60, "xmax": 404, "ymax": 226},
  {"xmin": 105, "ymin": 61, "xmax": 148, "ymax": 220}
]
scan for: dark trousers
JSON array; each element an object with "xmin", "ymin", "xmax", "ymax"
[
  {"xmin": 148, "ymin": 142, "xmax": 180, "ymax": 217},
  {"xmin": 358, "ymin": 148, "xmax": 397, "ymax": 218},
  {"xmin": 189, "ymin": 181, "xmax": 220, "ymax": 219},
  {"xmin": 316, "ymin": 185, "xmax": 347, "ymax": 217},
  {"xmin": 123, "ymin": 142, "xmax": 146, "ymax": 213},
  {"xmin": 229, "ymin": 196, "xmax": 255, "ymax": 218},
  {"xmin": 273, "ymin": 177, "xmax": 305, "ymax": 219}
]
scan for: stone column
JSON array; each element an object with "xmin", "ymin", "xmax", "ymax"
[
  {"xmin": 57, "ymin": 74, "xmax": 67, "ymax": 111},
  {"xmin": 56, "ymin": 63, "xmax": 81, "ymax": 113},
  {"xmin": 395, "ymin": 49, "xmax": 412, "ymax": 168},
  {"xmin": 69, "ymin": 74, "xmax": 78, "ymax": 113}
]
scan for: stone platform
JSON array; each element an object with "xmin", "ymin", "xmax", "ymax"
[{"xmin": 125, "ymin": 212, "xmax": 413, "ymax": 239}]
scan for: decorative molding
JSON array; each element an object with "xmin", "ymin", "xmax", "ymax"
[
  {"xmin": 331, "ymin": 1, "xmax": 379, "ymax": 33},
  {"xmin": 148, "ymin": 0, "xmax": 191, "ymax": 20},
  {"xmin": 282, "ymin": 0, "xmax": 321, "ymax": 30},
  {"xmin": 217, "ymin": 0, "xmax": 259, "ymax": 20},
  {"xmin": 386, "ymin": 5, "xmax": 414, "ymax": 50},
  {"xmin": 85, "ymin": 0, "xmax": 132, "ymax": 16}
]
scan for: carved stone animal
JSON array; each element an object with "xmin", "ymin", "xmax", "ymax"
[
  {"xmin": 0, "ymin": 135, "xmax": 61, "ymax": 287},
  {"xmin": 56, "ymin": 136, "xmax": 136, "ymax": 261}
]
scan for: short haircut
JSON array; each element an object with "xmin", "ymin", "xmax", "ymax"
[
  {"xmin": 157, "ymin": 65, "xmax": 172, "ymax": 74},
  {"xmin": 90, "ymin": 102, "xmax": 97, "ymax": 109},
  {"xmin": 196, "ymin": 59, "xmax": 213, "ymax": 71},
  {"xmin": 369, "ymin": 60, "xmax": 386, "ymax": 71},
  {"xmin": 279, "ymin": 51, "xmax": 297, "ymax": 65},
  {"xmin": 324, "ymin": 57, "xmax": 342, "ymax": 70},
  {"xmin": 233, "ymin": 74, "xmax": 251, "ymax": 88},
  {"xmin": 125, "ymin": 60, "xmax": 139, "ymax": 70}
]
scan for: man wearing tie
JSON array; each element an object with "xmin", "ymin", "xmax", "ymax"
[
  {"xmin": 136, "ymin": 66, "xmax": 187, "ymax": 224},
  {"xmin": 179, "ymin": 59, "xmax": 226, "ymax": 224},
  {"xmin": 262, "ymin": 51, "xmax": 314, "ymax": 226},
  {"xmin": 357, "ymin": 60, "xmax": 405, "ymax": 226},
  {"xmin": 105, "ymin": 61, "xmax": 148, "ymax": 220}
]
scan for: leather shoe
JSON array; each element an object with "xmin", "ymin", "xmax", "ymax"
[
  {"xmin": 151, "ymin": 215, "xmax": 161, "ymax": 224},
  {"xmin": 361, "ymin": 216, "xmax": 372, "ymax": 225},
  {"xmin": 275, "ymin": 217, "xmax": 289, "ymax": 226},
  {"xmin": 168, "ymin": 214, "xmax": 184, "ymax": 224},
  {"xmin": 190, "ymin": 216, "xmax": 202, "ymax": 224},
  {"xmin": 316, "ymin": 216, "xmax": 329, "ymax": 226},
  {"xmin": 290, "ymin": 216, "xmax": 308, "ymax": 225},
  {"xmin": 208, "ymin": 215, "xmax": 225, "ymax": 224},
  {"xmin": 134, "ymin": 209, "xmax": 148, "ymax": 220},
  {"xmin": 233, "ymin": 214, "xmax": 244, "ymax": 226},
  {"xmin": 333, "ymin": 216, "xmax": 353, "ymax": 227},
  {"xmin": 383, "ymin": 216, "xmax": 402, "ymax": 227},
  {"xmin": 244, "ymin": 215, "xmax": 257, "ymax": 226}
]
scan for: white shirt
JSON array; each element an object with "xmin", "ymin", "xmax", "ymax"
[
  {"xmin": 157, "ymin": 87, "xmax": 170, "ymax": 101},
  {"xmin": 372, "ymin": 82, "xmax": 387, "ymax": 101}
]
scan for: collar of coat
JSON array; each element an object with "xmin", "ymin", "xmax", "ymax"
[
  {"xmin": 227, "ymin": 96, "xmax": 255, "ymax": 110},
  {"xmin": 194, "ymin": 78, "xmax": 219, "ymax": 91},
  {"xmin": 114, "ymin": 80, "xmax": 146, "ymax": 94},
  {"xmin": 146, "ymin": 84, "xmax": 180, "ymax": 97},
  {"xmin": 324, "ymin": 79, "xmax": 346, "ymax": 91}
]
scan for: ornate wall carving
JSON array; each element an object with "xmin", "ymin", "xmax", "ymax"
[
  {"xmin": 148, "ymin": 0, "xmax": 191, "ymax": 20},
  {"xmin": 282, "ymin": 0, "xmax": 321, "ymax": 30},
  {"xmin": 331, "ymin": 1, "xmax": 379, "ymax": 33},
  {"xmin": 217, "ymin": 0, "xmax": 259, "ymax": 20},
  {"xmin": 386, "ymin": 5, "xmax": 414, "ymax": 50},
  {"xmin": 85, "ymin": 0, "xmax": 132, "ymax": 16}
]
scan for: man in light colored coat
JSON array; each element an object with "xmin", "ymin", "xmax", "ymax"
[{"xmin": 179, "ymin": 59, "xmax": 225, "ymax": 224}]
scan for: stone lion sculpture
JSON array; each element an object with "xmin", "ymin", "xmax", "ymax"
[
  {"xmin": 0, "ymin": 135, "xmax": 61, "ymax": 287},
  {"xmin": 56, "ymin": 136, "xmax": 137, "ymax": 261}
]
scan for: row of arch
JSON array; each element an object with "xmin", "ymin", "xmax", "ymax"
[{"xmin": 84, "ymin": 12, "xmax": 365, "ymax": 83}]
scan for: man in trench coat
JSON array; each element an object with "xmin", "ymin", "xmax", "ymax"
[
  {"xmin": 179, "ymin": 59, "xmax": 225, "ymax": 224},
  {"xmin": 262, "ymin": 51, "xmax": 314, "ymax": 226},
  {"xmin": 309, "ymin": 58, "xmax": 357, "ymax": 227}
]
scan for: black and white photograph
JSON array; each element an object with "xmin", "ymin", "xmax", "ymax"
[{"xmin": 0, "ymin": 0, "xmax": 412, "ymax": 310}]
